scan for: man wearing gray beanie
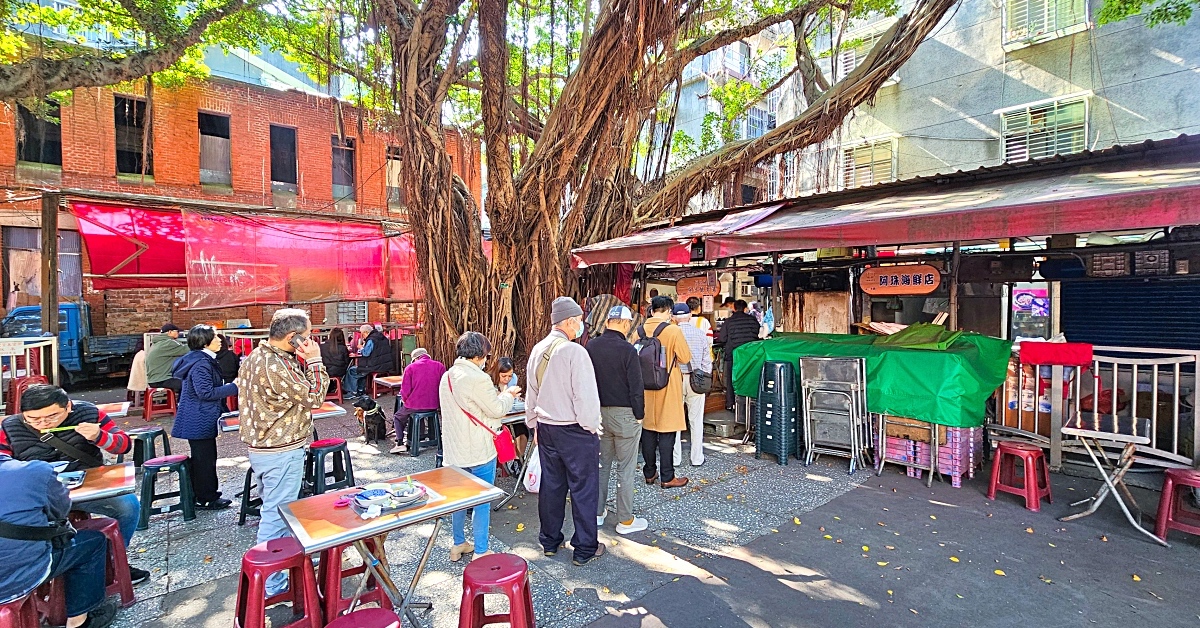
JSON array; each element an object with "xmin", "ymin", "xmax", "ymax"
[{"xmin": 525, "ymin": 296, "xmax": 605, "ymax": 565}]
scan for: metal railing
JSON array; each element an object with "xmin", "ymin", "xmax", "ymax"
[
  {"xmin": 0, "ymin": 337, "xmax": 60, "ymax": 412},
  {"xmin": 991, "ymin": 345, "xmax": 1199, "ymax": 468}
]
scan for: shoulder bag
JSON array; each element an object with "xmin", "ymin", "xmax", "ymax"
[{"xmin": 448, "ymin": 378, "xmax": 517, "ymax": 464}]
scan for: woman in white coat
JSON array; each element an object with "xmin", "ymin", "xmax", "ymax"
[{"xmin": 440, "ymin": 331, "xmax": 521, "ymax": 561}]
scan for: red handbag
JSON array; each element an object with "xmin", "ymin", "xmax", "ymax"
[
  {"xmin": 1019, "ymin": 341, "xmax": 1094, "ymax": 366},
  {"xmin": 448, "ymin": 379, "xmax": 517, "ymax": 464}
]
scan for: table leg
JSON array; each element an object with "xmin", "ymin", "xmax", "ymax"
[
  {"xmin": 1059, "ymin": 441, "xmax": 1169, "ymax": 547},
  {"xmin": 351, "ymin": 520, "xmax": 441, "ymax": 624},
  {"xmin": 1063, "ymin": 439, "xmax": 1117, "ymax": 515}
]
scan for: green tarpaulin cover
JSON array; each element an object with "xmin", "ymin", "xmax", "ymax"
[{"xmin": 732, "ymin": 332, "xmax": 1012, "ymax": 428}]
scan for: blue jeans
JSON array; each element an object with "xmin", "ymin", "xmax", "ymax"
[
  {"xmin": 78, "ymin": 494, "xmax": 139, "ymax": 545},
  {"xmin": 248, "ymin": 448, "xmax": 306, "ymax": 594},
  {"xmin": 52, "ymin": 529, "xmax": 108, "ymax": 618},
  {"xmin": 345, "ymin": 366, "xmax": 365, "ymax": 395},
  {"xmin": 451, "ymin": 459, "xmax": 496, "ymax": 553}
]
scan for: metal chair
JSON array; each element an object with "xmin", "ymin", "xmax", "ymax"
[{"xmin": 799, "ymin": 357, "xmax": 872, "ymax": 473}]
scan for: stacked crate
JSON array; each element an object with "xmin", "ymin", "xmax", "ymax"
[
  {"xmin": 876, "ymin": 426, "xmax": 982, "ymax": 487},
  {"xmin": 755, "ymin": 360, "xmax": 799, "ymax": 465}
]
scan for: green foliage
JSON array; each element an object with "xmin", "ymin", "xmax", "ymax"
[{"xmin": 1097, "ymin": 0, "xmax": 1196, "ymax": 25}]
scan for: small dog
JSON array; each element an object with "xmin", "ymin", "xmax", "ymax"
[{"xmin": 353, "ymin": 397, "xmax": 391, "ymax": 444}]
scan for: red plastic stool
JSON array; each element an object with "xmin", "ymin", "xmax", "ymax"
[
  {"xmin": 75, "ymin": 516, "xmax": 136, "ymax": 607},
  {"xmin": 33, "ymin": 578, "xmax": 65, "ymax": 627},
  {"xmin": 325, "ymin": 377, "xmax": 344, "ymax": 403},
  {"xmin": 0, "ymin": 592, "xmax": 38, "ymax": 628},
  {"xmin": 1154, "ymin": 467, "xmax": 1200, "ymax": 542},
  {"xmin": 144, "ymin": 388, "xmax": 177, "ymax": 420},
  {"xmin": 987, "ymin": 441, "xmax": 1052, "ymax": 512},
  {"xmin": 458, "ymin": 553, "xmax": 535, "ymax": 628},
  {"xmin": 317, "ymin": 537, "xmax": 392, "ymax": 623},
  {"xmin": 326, "ymin": 608, "xmax": 401, "ymax": 628},
  {"xmin": 234, "ymin": 537, "xmax": 322, "ymax": 628}
]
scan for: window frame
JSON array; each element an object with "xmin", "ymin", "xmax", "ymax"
[
  {"xmin": 16, "ymin": 103, "xmax": 63, "ymax": 167},
  {"xmin": 995, "ymin": 93, "xmax": 1090, "ymax": 164},
  {"xmin": 840, "ymin": 137, "xmax": 898, "ymax": 190},
  {"xmin": 269, "ymin": 124, "xmax": 299, "ymax": 192},
  {"xmin": 1002, "ymin": 0, "xmax": 1090, "ymax": 50},
  {"xmin": 385, "ymin": 146, "xmax": 406, "ymax": 211},
  {"xmin": 197, "ymin": 111, "xmax": 232, "ymax": 186},
  {"xmin": 331, "ymin": 135, "xmax": 357, "ymax": 201},
  {"xmin": 113, "ymin": 95, "xmax": 152, "ymax": 177},
  {"xmin": 337, "ymin": 301, "xmax": 368, "ymax": 325}
]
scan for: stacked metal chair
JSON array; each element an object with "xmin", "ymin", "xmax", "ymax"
[
  {"xmin": 754, "ymin": 360, "xmax": 800, "ymax": 465},
  {"xmin": 799, "ymin": 357, "xmax": 872, "ymax": 473}
]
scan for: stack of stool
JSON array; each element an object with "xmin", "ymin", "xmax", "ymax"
[
  {"xmin": 304, "ymin": 439, "xmax": 354, "ymax": 496},
  {"xmin": 326, "ymin": 609, "xmax": 401, "ymax": 628},
  {"xmin": 118, "ymin": 425, "xmax": 171, "ymax": 467},
  {"xmin": 137, "ymin": 454, "xmax": 196, "ymax": 530},
  {"xmin": 144, "ymin": 388, "xmax": 177, "ymax": 420},
  {"xmin": 459, "ymin": 553, "xmax": 535, "ymax": 628},
  {"xmin": 75, "ymin": 516, "xmax": 136, "ymax": 607},
  {"xmin": 755, "ymin": 361, "xmax": 799, "ymax": 465},
  {"xmin": 234, "ymin": 537, "xmax": 322, "ymax": 628},
  {"xmin": 1154, "ymin": 467, "xmax": 1200, "ymax": 542},
  {"xmin": 987, "ymin": 441, "xmax": 1052, "ymax": 512}
]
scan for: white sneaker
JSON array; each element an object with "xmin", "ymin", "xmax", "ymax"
[
  {"xmin": 615, "ymin": 518, "xmax": 649, "ymax": 535},
  {"xmin": 389, "ymin": 444, "xmax": 406, "ymax": 454},
  {"xmin": 596, "ymin": 509, "xmax": 607, "ymax": 527}
]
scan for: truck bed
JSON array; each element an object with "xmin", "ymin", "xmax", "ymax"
[{"xmin": 83, "ymin": 334, "xmax": 142, "ymax": 358}]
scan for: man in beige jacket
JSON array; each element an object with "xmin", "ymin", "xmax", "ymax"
[{"xmin": 638, "ymin": 296, "xmax": 692, "ymax": 489}]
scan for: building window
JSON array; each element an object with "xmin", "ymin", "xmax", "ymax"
[
  {"xmin": 270, "ymin": 125, "xmax": 298, "ymax": 192},
  {"xmin": 842, "ymin": 139, "xmax": 896, "ymax": 189},
  {"xmin": 999, "ymin": 95, "xmax": 1088, "ymax": 163},
  {"xmin": 114, "ymin": 96, "xmax": 151, "ymax": 176},
  {"xmin": 724, "ymin": 41, "xmax": 751, "ymax": 78},
  {"xmin": 337, "ymin": 301, "xmax": 367, "ymax": 325},
  {"xmin": 1004, "ymin": 0, "xmax": 1087, "ymax": 47},
  {"xmin": 386, "ymin": 146, "xmax": 406, "ymax": 210},
  {"xmin": 332, "ymin": 136, "xmax": 356, "ymax": 201},
  {"xmin": 198, "ymin": 112, "xmax": 231, "ymax": 185},
  {"xmin": 16, "ymin": 103, "xmax": 62, "ymax": 166}
]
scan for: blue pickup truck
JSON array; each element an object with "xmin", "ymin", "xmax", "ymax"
[{"xmin": 0, "ymin": 302, "xmax": 142, "ymax": 386}]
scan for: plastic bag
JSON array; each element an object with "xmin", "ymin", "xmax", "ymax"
[{"xmin": 523, "ymin": 446, "xmax": 541, "ymax": 493}]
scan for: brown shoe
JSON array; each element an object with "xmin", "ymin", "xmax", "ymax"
[
  {"xmin": 661, "ymin": 477, "xmax": 689, "ymax": 489},
  {"xmin": 644, "ymin": 474, "xmax": 658, "ymax": 485},
  {"xmin": 572, "ymin": 543, "xmax": 606, "ymax": 566}
]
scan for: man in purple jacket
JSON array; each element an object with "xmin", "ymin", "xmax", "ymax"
[{"xmin": 391, "ymin": 348, "xmax": 446, "ymax": 454}]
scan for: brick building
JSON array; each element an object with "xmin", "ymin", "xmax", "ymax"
[{"xmin": 0, "ymin": 77, "xmax": 480, "ymax": 334}]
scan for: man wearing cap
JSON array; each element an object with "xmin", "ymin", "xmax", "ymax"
[
  {"xmin": 672, "ymin": 303, "xmax": 713, "ymax": 467},
  {"xmin": 639, "ymin": 296, "xmax": 692, "ymax": 489},
  {"xmin": 345, "ymin": 324, "xmax": 395, "ymax": 398},
  {"xmin": 145, "ymin": 324, "xmax": 188, "ymax": 396},
  {"xmin": 586, "ymin": 304, "xmax": 648, "ymax": 535},
  {"xmin": 525, "ymin": 296, "xmax": 605, "ymax": 565},
  {"xmin": 391, "ymin": 348, "xmax": 445, "ymax": 454}
]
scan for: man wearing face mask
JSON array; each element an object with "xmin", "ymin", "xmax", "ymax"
[
  {"xmin": 236, "ymin": 308, "xmax": 329, "ymax": 595},
  {"xmin": 525, "ymin": 296, "xmax": 605, "ymax": 566}
]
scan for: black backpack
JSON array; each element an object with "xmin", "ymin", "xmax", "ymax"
[{"xmin": 633, "ymin": 322, "xmax": 673, "ymax": 391}]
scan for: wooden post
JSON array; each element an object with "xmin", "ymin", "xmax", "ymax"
[
  {"xmin": 948, "ymin": 241, "xmax": 961, "ymax": 330},
  {"xmin": 771, "ymin": 253, "xmax": 780, "ymax": 332},
  {"xmin": 40, "ymin": 193, "xmax": 60, "ymax": 337}
]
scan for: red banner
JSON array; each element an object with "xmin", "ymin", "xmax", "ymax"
[{"xmin": 71, "ymin": 202, "xmax": 187, "ymax": 289}]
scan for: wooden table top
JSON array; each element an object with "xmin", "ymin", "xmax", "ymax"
[
  {"xmin": 97, "ymin": 402, "xmax": 131, "ymax": 418},
  {"xmin": 218, "ymin": 401, "xmax": 347, "ymax": 432},
  {"xmin": 70, "ymin": 462, "xmax": 136, "ymax": 504},
  {"xmin": 374, "ymin": 375, "xmax": 403, "ymax": 388},
  {"xmin": 280, "ymin": 466, "xmax": 505, "ymax": 553}
]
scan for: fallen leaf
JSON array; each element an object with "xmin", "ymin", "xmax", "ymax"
[
  {"xmin": 877, "ymin": 561, "xmax": 889, "ymax": 567},
  {"xmin": 956, "ymin": 594, "xmax": 964, "ymax": 599},
  {"xmin": 726, "ymin": 494, "xmax": 734, "ymax": 500},
  {"xmin": 137, "ymin": 548, "xmax": 148, "ymax": 553},
  {"xmin": 672, "ymin": 578, "xmax": 679, "ymax": 582},
  {"xmin": 1048, "ymin": 543, "xmax": 1056, "ymax": 548},
  {"xmin": 877, "ymin": 522, "xmax": 887, "ymax": 527},
  {"xmin": 887, "ymin": 590, "xmax": 893, "ymax": 595},
  {"xmin": 1101, "ymin": 535, "xmax": 1109, "ymax": 542},
  {"xmin": 949, "ymin": 556, "xmax": 960, "ymax": 563},
  {"xmin": 823, "ymin": 535, "xmax": 833, "ymax": 540},
  {"xmin": 910, "ymin": 609, "xmax": 919, "ymax": 615},
  {"xmin": 771, "ymin": 529, "xmax": 779, "ymax": 533},
  {"xmin": 602, "ymin": 587, "xmax": 610, "ymax": 593},
  {"xmin": 994, "ymin": 569, "xmax": 1006, "ymax": 576},
  {"xmin": 930, "ymin": 515, "xmax": 937, "ymax": 520},
  {"xmin": 885, "ymin": 545, "xmax": 896, "ymax": 550},
  {"xmin": 515, "ymin": 523, "xmax": 525, "ymax": 532},
  {"xmin": 1133, "ymin": 575, "xmax": 1142, "ymax": 582},
  {"xmin": 1148, "ymin": 591, "xmax": 1163, "ymax": 600},
  {"xmin": 794, "ymin": 517, "xmax": 802, "ymax": 525},
  {"xmin": 1025, "ymin": 527, "xmax": 1034, "ymax": 534},
  {"xmin": 862, "ymin": 546, "xmax": 870, "ymax": 552},
  {"xmin": 203, "ymin": 555, "xmax": 213, "ymax": 563},
  {"xmin": 835, "ymin": 539, "xmax": 843, "ymax": 544},
  {"xmin": 819, "ymin": 526, "xmax": 826, "ymax": 532},
  {"xmin": 834, "ymin": 516, "xmax": 841, "ymax": 521}
]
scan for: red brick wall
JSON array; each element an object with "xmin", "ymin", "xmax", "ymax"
[{"xmin": 0, "ymin": 78, "xmax": 480, "ymax": 216}]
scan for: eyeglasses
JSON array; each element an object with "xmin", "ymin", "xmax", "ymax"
[{"xmin": 24, "ymin": 406, "xmax": 68, "ymax": 425}]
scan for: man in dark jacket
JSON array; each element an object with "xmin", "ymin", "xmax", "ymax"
[
  {"xmin": 345, "ymin": 324, "xmax": 395, "ymax": 397},
  {"xmin": 718, "ymin": 300, "xmax": 761, "ymax": 411},
  {"xmin": 586, "ymin": 304, "xmax": 648, "ymax": 535},
  {"xmin": 172, "ymin": 325, "xmax": 238, "ymax": 510},
  {"xmin": 0, "ymin": 384, "xmax": 149, "ymax": 586},
  {"xmin": 0, "ymin": 453, "xmax": 117, "ymax": 628}
]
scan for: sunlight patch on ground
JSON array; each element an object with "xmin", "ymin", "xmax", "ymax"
[
  {"xmin": 723, "ymin": 545, "xmax": 880, "ymax": 608},
  {"xmin": 805, "ymin": 473, "xmax": 833, "ymax": 482}
]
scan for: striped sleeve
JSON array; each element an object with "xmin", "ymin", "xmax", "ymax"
[{"xmin": 93, "ymin": 411, "xmax": 131, "ymax": 455}]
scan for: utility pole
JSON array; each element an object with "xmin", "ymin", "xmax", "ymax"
[{"xmin": 40, "ymin": 193, "xmax": 60, "ymax": 337}]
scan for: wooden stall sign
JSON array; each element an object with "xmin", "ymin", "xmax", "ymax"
[
  {"xmin": 860, "ymin": 265, "xmax": 941, "ymax": 295},
  {"xmin": 677, "ymin": 273, "xmax": 720, "ymax": 303}
]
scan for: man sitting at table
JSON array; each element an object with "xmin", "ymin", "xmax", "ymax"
[
  {"xmin": 391, "ymin": 347, "xmax": 445, "ymax": 455},
  {"xmin": 0, "ymin": 384, "xmax": 150, "ymax": 586},
  {"xmin": 145, "ymin": 323, "xmax": 189, "ymax": 396},
  {"xmin": 345, "ymin": 324, "xmax": 395, "ymax": 398},
  {"xmin": 0, "ymin": 451, "xmax": 118, "ymax": 628}
]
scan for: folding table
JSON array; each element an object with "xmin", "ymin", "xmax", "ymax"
[{"xmin": 1059, "ymin": 415, "xmax": 1169, "ymax": 547}]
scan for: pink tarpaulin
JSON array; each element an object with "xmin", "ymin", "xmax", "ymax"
[
  {"xmin": 70, "ymin": 202, "xmax": 187, "ymax": 289},
  {"xmin": 387, "ymin": 235, "xmax": 423, "ymax": 302}
]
